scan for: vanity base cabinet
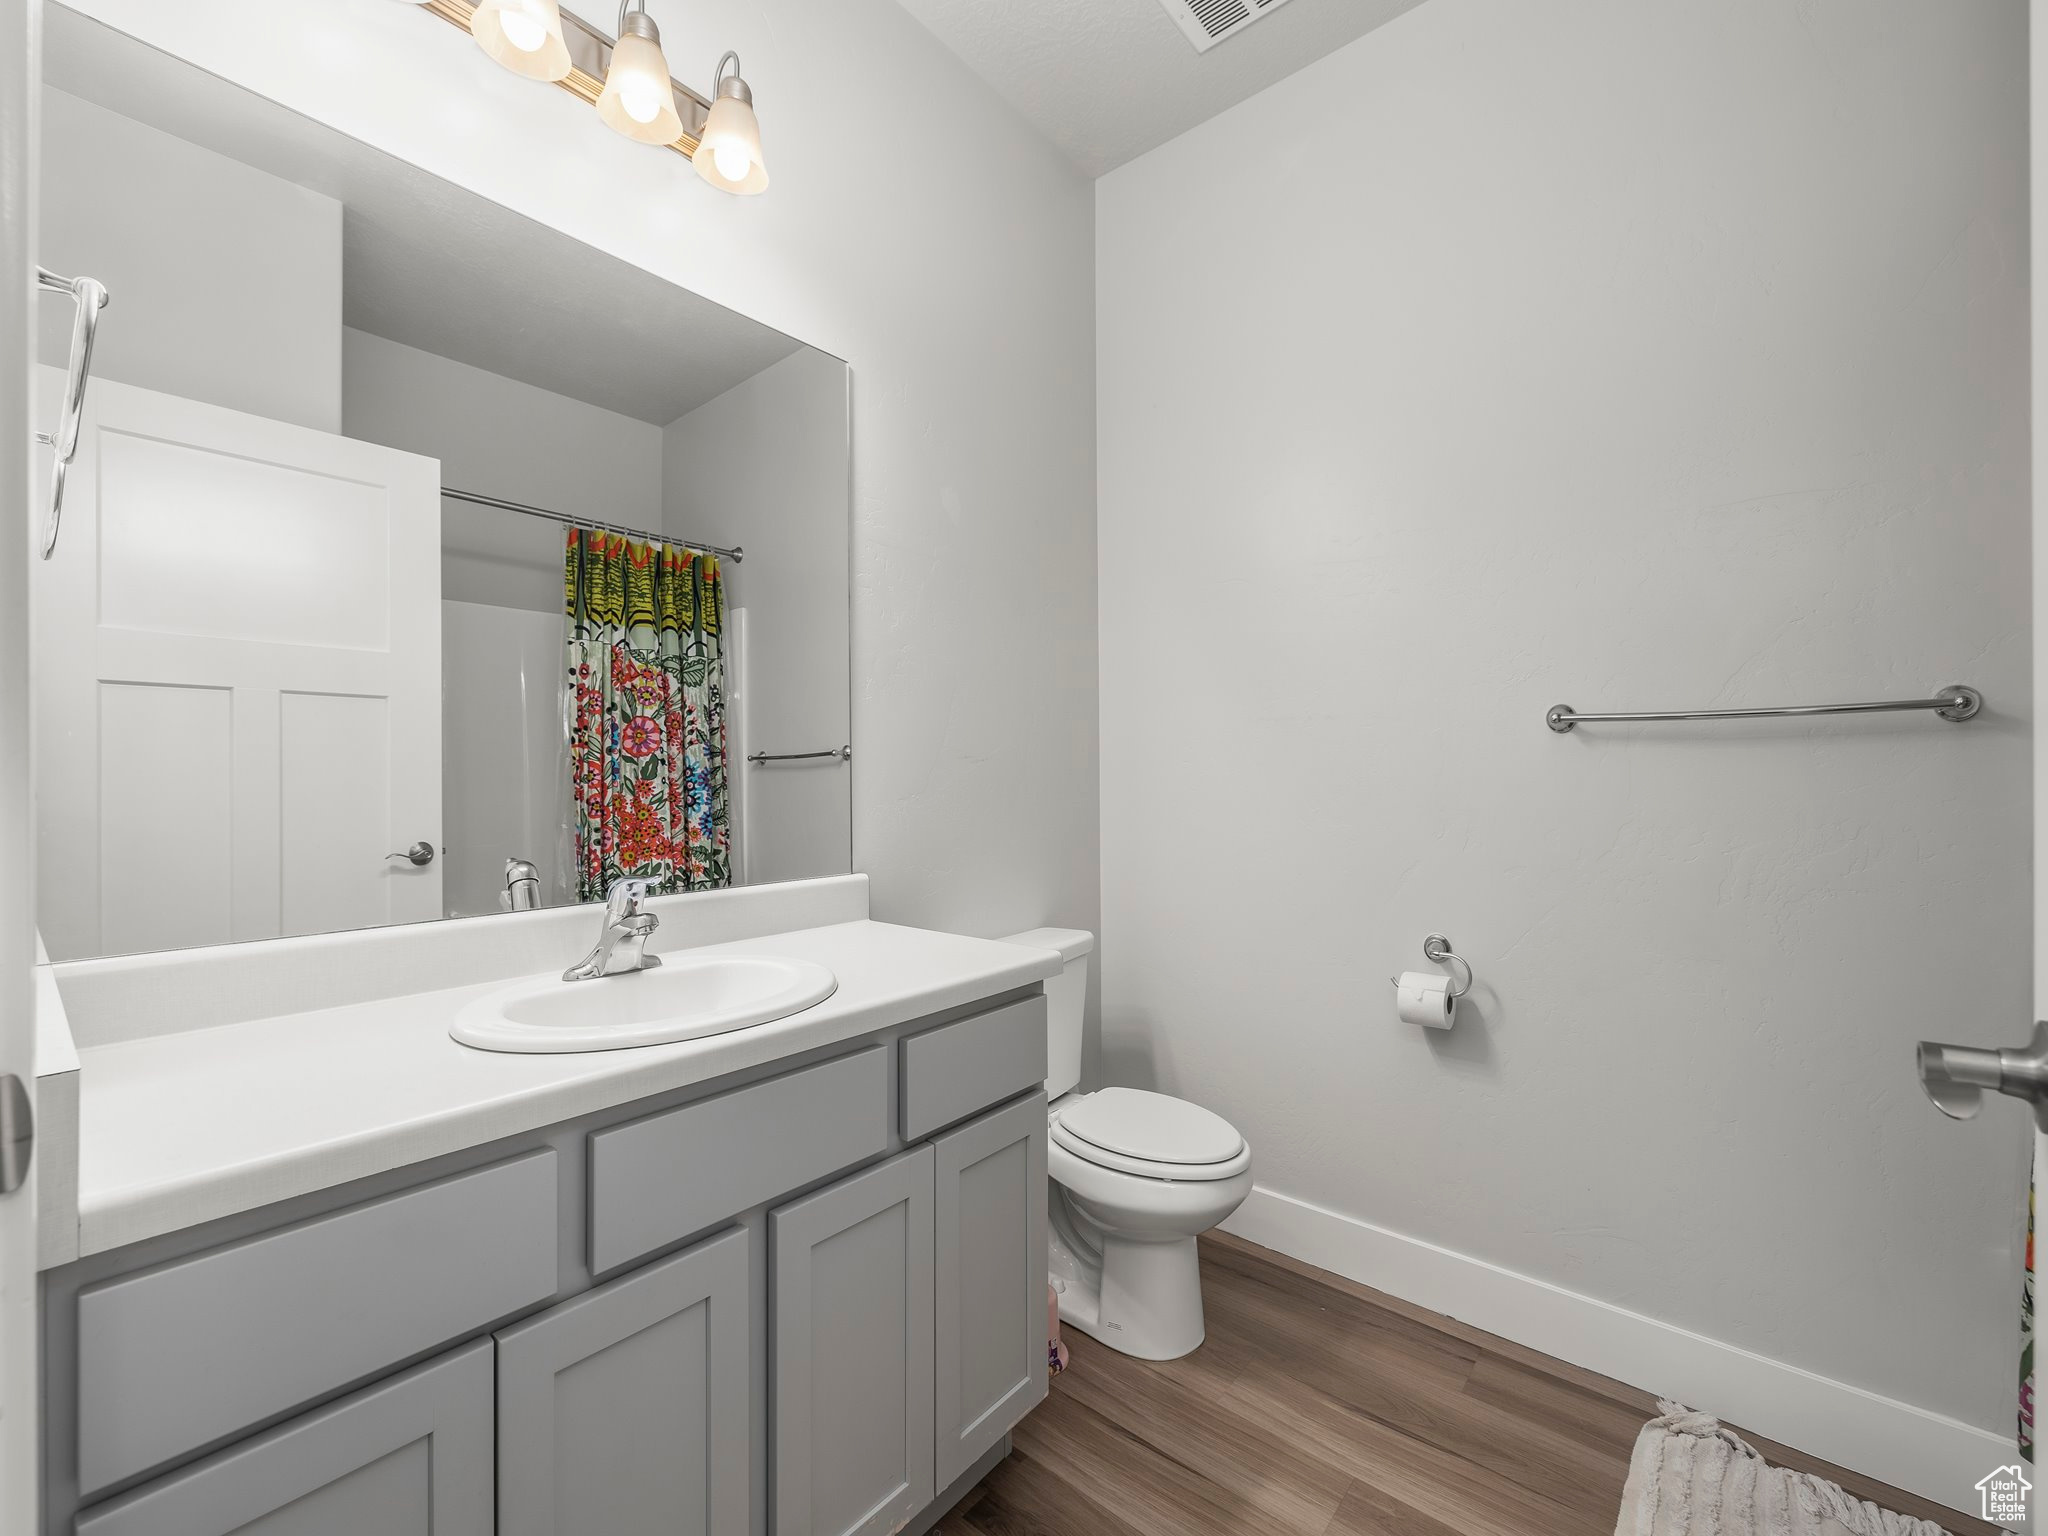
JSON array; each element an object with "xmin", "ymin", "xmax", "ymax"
[
  {"xmin": 72, "ymin": 1340, "xmax": 493, "ymax": 1536},
  {"xmin": 47, "ymin": 990, "xmax": 1055, "ymax": 1536},
  {"xmin": 494, "ymin": 1227, "xmax": 753, "ymax": 1536},
  {"xmin": 771, "ymin": 1146, "xmax": 936, "ymax": 1536},
  {"xmin": 933, "ymin": 1092, "xmax": 1049, "ymax": 1487}
]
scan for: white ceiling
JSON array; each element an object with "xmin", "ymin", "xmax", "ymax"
[
  {"xmin": 43, "ymin": 7, "xmax": 807, "ymax": 426},
  {"xmin": 891, "ymin": 0, "xmax": 1428, "ymax": 177}
]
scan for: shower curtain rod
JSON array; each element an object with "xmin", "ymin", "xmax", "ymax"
[{"xmin": 441, "ymin": 486, "xmax": 744, "ymax": 563}]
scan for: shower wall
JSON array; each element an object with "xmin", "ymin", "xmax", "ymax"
[
  {"xmin": 664, "ymin": 349, "xmax": 853, "ymax": 885},
  {"xmin": 441, "ymin": 601, "xmax": 567, "ymax": 917},
  {"xmin": 1096, "ymin": 0, "xmax": 2028, "ymax": 1502}
]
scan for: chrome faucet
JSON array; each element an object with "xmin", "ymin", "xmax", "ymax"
[
  {"xmin": 504, "ymin": 858, "xmax": 542, "ymax": 913},
  {"xmin": 563, "ymin": 878, "xmax": 663, "ymax": 981}
]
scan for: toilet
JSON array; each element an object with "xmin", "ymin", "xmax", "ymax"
[{"xmin": 1001, "ymin": 928, "xmax": 1253, "ymax": 1361}]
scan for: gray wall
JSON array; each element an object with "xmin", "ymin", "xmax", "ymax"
[
  {"xmin": 1096, "ymin": 0, "xmax": 2028, "ymax": 1437},
  {"xmin": 664, "ymin": 350, "xmax": 852, "ymax": 886},
  {"xmin": 39, "ymin": 88, "xmax": 341, "ymax": 432}
]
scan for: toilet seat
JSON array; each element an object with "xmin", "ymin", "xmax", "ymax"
[{"xmin": 1051, "ymin": 1088, "xmax": 1250, "ymax": 1183}]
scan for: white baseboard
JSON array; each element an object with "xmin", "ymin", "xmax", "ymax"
[{"xmin": 1220, "ymin": 1184, "xmax": 2009, "ymax": 1519}]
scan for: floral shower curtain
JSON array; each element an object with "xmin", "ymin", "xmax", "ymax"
[{"xmin": 565, "ymin": 528, "xmax": 730, "ymax": 899}]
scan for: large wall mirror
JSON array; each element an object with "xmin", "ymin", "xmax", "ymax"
[{"xmin": 32, "ymin": 7, "xmax": 852, "ymax": 963}]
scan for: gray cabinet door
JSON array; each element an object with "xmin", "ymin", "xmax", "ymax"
[
  {"xmin": 770, "ymin": 1147, "xmax": 935, "ymax": 1536},
  {"xmin": 495, "ymin": 1226, "xmax": 753, "ymax": 1536},
  {"xmin": 74, "ymin": 1340, "xmax": 492, "ymax": 1536},
  {"xmin": 932, "ymin": 1091, "xmax": 1048, "ymax": 1486}
]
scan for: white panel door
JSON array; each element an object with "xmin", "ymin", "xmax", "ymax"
[
  {"xmin": 32, "ymin": 370, "xmax": 442, "ymax": 960},
  {"xmin": 2031, "ymin": 7, "xmax": 2048, "ymax": 1527},
  {"xmin": 0, "ymin": 0, "xmax": 41, "ymax": 1525}
]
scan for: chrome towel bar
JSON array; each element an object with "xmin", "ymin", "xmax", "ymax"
[
  {"xmin": 1546, "ymin": 684, "xmax": 1981, "ymax": 733},
  {"xmin": 747, "ymin": 745, "xmax": 850, "ymax": 765}
]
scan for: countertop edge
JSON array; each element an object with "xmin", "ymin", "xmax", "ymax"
[
  {"xmin": 33, "ymin": 963, "xmax": 82, "ymax": 1270},
  {"xmin": 69, "ymin": 926, "xmax": 1061, "ymax": 1260}
]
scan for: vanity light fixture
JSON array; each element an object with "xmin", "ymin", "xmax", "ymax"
[
  {"xmin": 596, "ymin": 1, "xmax": 683, "ymax": 145},
  {"xmin": 694, "ymin": 51, "xmax": 768, "ymax": 194},
  {"xmin": 471, "ymin": 0, "xmax": 572, "ymax": 81},
  {"xmin": 423, "ymin": 1, "xmax": 766, "ymax": 195}
]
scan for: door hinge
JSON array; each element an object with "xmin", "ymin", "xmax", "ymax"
[{"xmin": 0, "ymin": 1073, "xmax": 32, "ymax": 1195}]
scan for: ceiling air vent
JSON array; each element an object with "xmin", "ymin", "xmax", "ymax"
[{"xmin": 1155, "ymin": 0, "xmax": 1297, "ymax": 53}]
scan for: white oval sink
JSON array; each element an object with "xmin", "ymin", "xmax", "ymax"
[{"xmin": 450, "ymin": 954, "xmax": 837, "ymax": 1053}]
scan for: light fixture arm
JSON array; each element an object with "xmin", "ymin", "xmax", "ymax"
[
  {"xmin": 611, "ymin": 0, "xmax": 660, "ymax": 49},
  {"xmin": 712, "ymin": 49, "xmax": 750, "ymax": 104}
]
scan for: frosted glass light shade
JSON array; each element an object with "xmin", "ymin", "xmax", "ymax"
[
  {"xmin": 596, "ymin": 24, "xmax": 684, "ymax": 145},
  {"xmin": 471, "ymin": 0, "xmax": 571, "ymax": 81},
  {"xmin": 694, "ymin": 87, "xmax": 768, "ymax": 195}
]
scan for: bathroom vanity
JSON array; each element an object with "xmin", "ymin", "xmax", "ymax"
[{"xmin": 33, "ymin": 876, "xmax": 1058, "ymax": 1536}]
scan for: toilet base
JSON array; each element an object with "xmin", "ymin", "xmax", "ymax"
[{"xmin": 1048, "ymin": 1189, "xmax": 1208, "ymax": 1361}]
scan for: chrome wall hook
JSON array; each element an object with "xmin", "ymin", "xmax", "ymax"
[{"xmin": 34, "ymin": 267, "xmax": 108, "ymax": 560}]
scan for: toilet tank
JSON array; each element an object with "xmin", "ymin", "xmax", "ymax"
[{"xmin": 999, "ymin": 927, "xmax": 1094, "ymax": 1100}]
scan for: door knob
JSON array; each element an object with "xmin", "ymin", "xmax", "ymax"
[
  {"xmin": 387, "ymin": 841, "xmax": 436, "ymax": 868},
  {"xmin": 1918, "ymin": 1021, "xmax": 2048, "ymax": 1129}
]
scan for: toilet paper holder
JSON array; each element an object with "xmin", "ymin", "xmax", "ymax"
[{"xmin": 1389, "ymin": 933, "xmax": 1473, "ymax": 999}]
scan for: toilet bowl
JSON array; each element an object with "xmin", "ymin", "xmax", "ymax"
[
  {"xmin": 1000, "ymin": 929, "xmax": 1253, "ymax": 1361},
  {"xmin": 1045, "ymin": 1086, "xmax": 1253, "ymax": 1359}
]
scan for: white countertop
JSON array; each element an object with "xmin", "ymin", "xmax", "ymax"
[{"xmin": 69, "ymin": 920, "xmax": 1059, "ymax": 1256}]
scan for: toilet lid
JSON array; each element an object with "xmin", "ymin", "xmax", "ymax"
[{"xmin": 1054, "ymin": 1088, "xmax": 1244, "ymax": 1167}]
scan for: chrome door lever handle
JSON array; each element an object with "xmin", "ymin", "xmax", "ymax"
[
  {"xmin": 0, "ymin": 1074, "xmax": 32, "ymax": 1195},
  {"xmin": 1919, "ymin": 1021, "xmax": 2048, "ymax": 1129},
  {"xmin": 387, "ymin": 841, "xmax": 436, "ymax": 867}
]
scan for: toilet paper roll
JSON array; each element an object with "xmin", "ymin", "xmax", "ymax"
[{"xmin": 1396, "ymin": 971, "xmax": 1456, "ymax": 1030}]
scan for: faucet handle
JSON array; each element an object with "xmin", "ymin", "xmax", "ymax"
[{"xmin": 604, "ymin": 876, "xmax": 658, "ymax": 918}]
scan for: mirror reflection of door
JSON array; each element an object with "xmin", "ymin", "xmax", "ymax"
[{"xmin": 31, "ymin": 371, "xmax": 443, "ymax": 961}]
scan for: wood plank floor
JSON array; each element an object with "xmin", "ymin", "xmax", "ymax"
[{"xmin": 934, "ymin": 1232, "xmax": 1995, "ymax": 1536}]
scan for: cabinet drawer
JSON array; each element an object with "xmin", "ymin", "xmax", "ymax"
[
  {"xmin": 589, "ymin": 1046, "xmax": 889, "ymax": 1275},
  {"xmin": 899, "ymin": 995, "xmax": 1047, "ymax": 1141},
  {"xmin": 75, "ymin": 1150, "xmax": 557, "ymax": 1501},
  {"xmin": 75, "ymin": 1340, "xmax": 493, "ymax": 1536}
]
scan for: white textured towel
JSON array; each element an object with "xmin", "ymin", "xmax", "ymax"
[{"xmin": 1614, "ymin": 1403, "xmax": 1953, "ymax": 1536}]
